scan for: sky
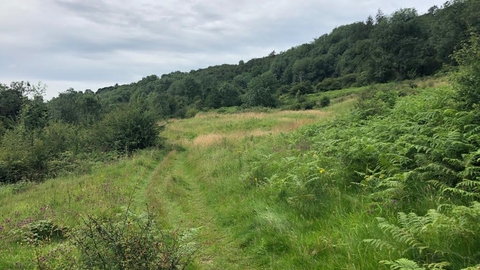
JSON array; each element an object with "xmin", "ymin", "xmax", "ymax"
[{"xmin": 1, "ymin": 0, "xmax": 446, "ymax": 99}]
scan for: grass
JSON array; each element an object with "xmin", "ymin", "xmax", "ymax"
[
  {"xmin": 2, "ymin": 77, "xmax": 466, "ymax": 269},
  {"xmin": 0, "ymin": 150, "xmax": 165, "ymax": 269},
  {"xmin": 163, "ymin": 109, "xmax": 331, "ymax": 147},
  {"xmin": 0, "ymin": 83, "xmax": 386, "ymax": 268}
]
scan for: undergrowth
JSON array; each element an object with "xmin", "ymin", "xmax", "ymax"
[{"xmin": 240, "ymin": 76, "xmax": 480, "ymax": 268}]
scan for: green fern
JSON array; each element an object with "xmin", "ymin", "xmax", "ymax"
[
  {"xmin": 381, "ymin": 258, "xmax": 425, "ymax": 270},
  {"xmin": 366, "ymin": 203, "xmax": 480, "ymax": 268}
]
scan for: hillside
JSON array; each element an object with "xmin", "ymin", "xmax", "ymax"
[
  {"xmin": 0, "ymin": 0, "xmax": 479, "ymax": 269},
  {"xmin": 91, "ymin": 0, "xmax": 479, "ymax": 117},
  {"xmin": 2, "ymin": 66, "xmax": 480, "ymax": 268}
]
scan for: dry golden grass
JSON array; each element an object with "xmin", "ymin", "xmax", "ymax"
[
  {"xmin": 164, "ymin": 110, "xmax": 330, "ymax": 147},
  {"xmin": 193, "ymin": 130, "xmax": 273, "ymax": 147}
]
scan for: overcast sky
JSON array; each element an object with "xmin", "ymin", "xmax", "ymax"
[{"xmin": 1, "ymin": 0, "xmax": 445, "ymax": 99}]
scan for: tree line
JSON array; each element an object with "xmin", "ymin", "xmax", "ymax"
[
  {"xmin": 95, "ymin": 0, "xmax": 479, "ymax": 115},
  {"xmin": 0, "ymin": 83, "xmax": 161, "ymax": 183}
]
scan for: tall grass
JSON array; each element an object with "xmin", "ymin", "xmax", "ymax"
[
  {"xmin": 4, "ymin": 77, "xmax": 477, "ymax": 269},
  {"xmin": 0, "ymin": 150, "xmax": 165, "ymax": 268}
]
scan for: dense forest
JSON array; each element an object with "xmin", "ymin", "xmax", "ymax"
[{"xmin": 0, "ymin": 0, "xmax": 479, "ymax": 184}]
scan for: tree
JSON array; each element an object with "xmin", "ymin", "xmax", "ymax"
[
  {"xmin": 290, "ymin": 81, "xmax": 314, "ymax": 96},
  {"xmin": 93, "ymin": 105, "xmax": 160, "ymax": 153},
  {"xmin": 0, "ymin": 84, "xmax": 24, "ymax": 132},
  {"xmin": 22, "ymin": 95, "xmax": 48, "ymax": 134},
  {"xmin": 48, "ymin": 89, "xmax": 102, "ymax": 125},
  {"xmin": 243, "ymin": 71, "xmax": 278, "ymax": 107},
  {"xmin": 453, "ymin": 32, "xmax": 480, "ymax": 110}
]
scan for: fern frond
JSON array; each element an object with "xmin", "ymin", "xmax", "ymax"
[
  {"xmin": 456, "ymin": 179, "xmax": 480, "ymax": 190},
  {"xmin": 428, "ymin": 180, "xmax": 449, "ymax": 191},
  {"xmin": 427, "ymin": 261, "xmax": 450, "ymax": 270},
  {"xmin": 443, "ymin": 187, "xmax": 479, "ymax": 198},
  {"xmin": 461, "ymin": 264, "xmax": 480, "ymax": 270},
  {"xmin": 380, "ymin": 258, "xmax": 426, "ymax": 270},
  {"xmin": 377, "ymin": 215, "xmax": 428, "ymax": 252},
  {"xmin": 443, "ymin": 179, "xmax": 480, "ymax": 199},
  {"xmin": 363, "ymin": 238, "xmax": 396, "ymax": 252}
]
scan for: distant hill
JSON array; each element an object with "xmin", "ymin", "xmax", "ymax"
[{"xmin": 91, "ymin": 0, "xmax": 479, "ymax": 118}]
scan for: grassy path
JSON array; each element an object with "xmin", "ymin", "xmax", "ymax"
[
  {"xmin": 0, "ymin": 103, "xmax": 353, "ymax": 268},
  {"xmin": 141, "ymin": 148, "xmax": 256, "ymax": 269},
  {"xmin": 136, "ymin": 109, "xmax": 348, "ymax": 269}
]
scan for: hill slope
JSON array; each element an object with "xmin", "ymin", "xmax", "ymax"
[{"xmin": 2, "ymin": 74, "xmax": 480, "ymax": 268}]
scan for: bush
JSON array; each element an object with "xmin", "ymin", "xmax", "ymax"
[
  {"xmin": 319, "ymin": 96, "xmax": 330, "ymax": 107},
  {"xmin": 93, "ymin": 105, "xmax": 161, "ymax": 154},
  {"xmin": 289, "ymin": 81, "xmax": 314, "ymax": 96},
  {"xmin": 453, "ymin": 32, "xmax": 480, "ymax": 110},
  {"xmin": 26, "ymin": 220, "xmax": 68, "ymax": 244},
  {"xmin": 316, "ymin": 78, "xmax": 342, "ymax": 92},
  {"xmin": 0, "ymin": 127, "xmax": 49, "ymax": 183},
  {"xmin": 73, "ymin": 208, "xmax": 199, "ymax": 270},
  {"xmin": 9, "ymin": 219, "xmax": 68, "ymax": 245},
  {"xmin": 184, "ymin": 107, "xmax": 199, "ymax": 118},
  {"xmin": 353, "ymin": 86, "xmax": 397, "ymax": 119}
]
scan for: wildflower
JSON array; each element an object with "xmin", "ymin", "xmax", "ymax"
[{"xmin": 319, "ymin": 168, "xmax": 326, "ymax": 174}]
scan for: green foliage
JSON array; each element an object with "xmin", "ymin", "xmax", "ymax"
[
  {"xmin": 238, "ymin": 81, "xmax": 480, "ymax": 267},
  {"xmin": 316, "ymin": 77, "xmax": 342, "ymax": 91},
  {"xmin": 22, "ymin": 95, "xmax": 48, "ymax": 132},
  {"xmin": 9, "ymin": 220, "xmax": 68, "ymax": 245},
  {"xmin": 353, "ymin": 85, "xmax": 398, "ymax": 119},
  {"xmin": 48, "ymin": 89, "xmax": 102, "ymax": 125},
  {"xmin": 243, "ymin": 71, "xmax": 278, "ymax": 107},
  {"xmin": 93, "ymin": 105, "xmax": 161, "ymax": 154},
  {"xmin": 26, "ymin": 220, "xmax": 68, "ymax": 244},
  {"xmin": 453, "ymin": 32, "xmax": 480, "ymax": 110},
  {"xmin": 0, "ymin": 126, "xmax": 49, "ymax": 183},
  {"xmin": 289, "ymin": 81, "xmax": 314, "ymax": 96},
  {"xmin": 72, "ymin": 208, "xmax": 198, "ymax": 270},
  {"xmin": 366, "ymin": 203, "xmax": 480, "ymax": 269},
  {"xmin": 381, "ymin": 258, "xmax": 425, "ymax": 270},
  {"xmin": 319, "ymin": 96, "xmax": 331, "ymax": 107},
  {"xmin": 0, "ymin": 84, "xmax": 23, "ymax": 123}
]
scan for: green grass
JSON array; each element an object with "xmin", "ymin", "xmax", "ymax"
[
  {"xmin": 0, "ymin": 150, "xmax": 165, "ymax": 268},
  {"xmin": 4, "ymin": 77, "xmax": 478, "ymax": 269},
  {"xmin": 1, "ymin": 101, "xmax": 345, "ymax": 268},
  {"xmin": 0, "ymin": 83, "xmax": 379, "ymax": 269}
]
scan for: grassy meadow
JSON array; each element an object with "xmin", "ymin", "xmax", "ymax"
[{"xmin": 1, "ymin": 77, "xmax": 480, "ymax": 269}]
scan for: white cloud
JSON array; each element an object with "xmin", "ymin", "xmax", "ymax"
[{"xmin": 0, "ymin": 0, "xmax": 446, "ymax": 98}]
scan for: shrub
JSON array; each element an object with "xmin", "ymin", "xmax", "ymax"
[
  {"xmin": 453, "ymin": 32, "xmax": 480, "ymax": 110},
  {"xmin": 184, "ymin": 107, "xmax": 198, "ymax": 118},
  {"xmin": 316, "ymin": 78, "xmax": 342, "ymax": 91},
  {"xmin": 353, "ymin": 86, "xmax": 397, "ymax": 119},
  {"xmin": 73, "ymin": 208, "xmax": 199, "ymax": 270},
  {"xmin": 0, "ymin": 127, "xmax": 49, "ymax": 183},
  {"xmin": 365, "ymin": 203, "xmax": 480, "ymax": 269},
  {"xmin": 319, "ymin": 96, "xmax": 330, "ymax": 107},
  {"xmin": 9, "ymin": 219, "xmax": 68, "ymax": 245},
  {"xmin": 26, "ymin": 220, "xmax": 68, "ymax": 244},
  {"xmin": 289, "ymin": 81, "xmax": 314, "ymax": 96},
  {"xmin": 93, "ymin": 105, "xmax": 161, "ymax": 154}
]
